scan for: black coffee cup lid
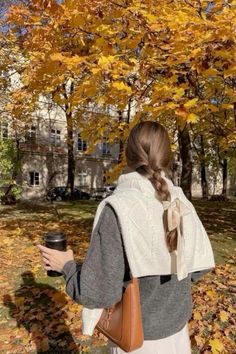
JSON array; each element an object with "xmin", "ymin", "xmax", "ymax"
[{"xmin": 44, "ymin": 231, "xmax": 66, "ymax": 242}]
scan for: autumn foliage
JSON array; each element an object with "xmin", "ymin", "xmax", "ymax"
[
  {"xmin": 0, "ymin": 2, "xmax": 236, "ymax": 352},
  {"xmin": 4, "ymin": 0, "xmax": 236, "ymax": 181}
]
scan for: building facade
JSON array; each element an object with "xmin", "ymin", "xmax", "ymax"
[
  {"xmin": 1, "ymin": 103, "xmax": 120, "ymax": 199},
  {"xmin": 0, "ymin": 111, "xmax": 235, "ymax": 200}
]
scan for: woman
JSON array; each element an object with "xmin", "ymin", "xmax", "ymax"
[{"xmin": 38, "ymin": 121, "xmax": 215, "ymax": 354}]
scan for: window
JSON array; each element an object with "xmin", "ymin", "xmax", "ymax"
[
  {"xmin": 0, "ymin": 122, "xmax": 8, "ymax": 139},
  {"xmin": 50, "ymin": 129, "xmax": 61, "ymax": 146},
  {"xmin": 25, "ymin": 126, "xmax": 36, "ymax": 143},
  {"xmin": 102, "ymin": 137, "xmax": 110, "ymax": 155},
  {"xmin": 29, "ymin": 171, "xmax": 40, "ymax": 186},
  {"xmin": 78, "ymin": 170, "xmax": 87, "ymax": 186},
  {"xmin": 78, "ymin": 133, "xmax": 87, "ymax": 152}
]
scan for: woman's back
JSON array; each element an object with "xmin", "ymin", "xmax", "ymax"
[{"xmin": 62, "ymin": 203, "xmax": 211, "ymax": 340}]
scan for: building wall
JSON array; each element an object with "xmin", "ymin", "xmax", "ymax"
[
  {"xmin": 1, "ymin": 108, "xmax": 235, "ymax": 199},
  {"xmin": 21, "ymin": 151, "xmax": 118, "ymax": 199}
]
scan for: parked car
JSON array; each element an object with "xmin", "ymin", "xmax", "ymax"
[
  {"xmin": 71, "ymin": 188, "xmax": 90, "ymax": 201},
  {"xmin": 46, "ymin": 186, "xmax": 90, "ymax": 201},
  {"xmin": 91, "ymin": 188, "xmax": 105, "ymax": 201},
  {"xmin": 102, "ymin": 185, "xmax": 116, "ymax": 199},
  {"xmin": 91, "ymin": 185, "xmax": 116, "ymax": 200}
]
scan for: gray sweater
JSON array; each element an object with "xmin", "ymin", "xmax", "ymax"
[{"xmin": 62, "ymin": 203, "xmax": 212, "ymax": 340}]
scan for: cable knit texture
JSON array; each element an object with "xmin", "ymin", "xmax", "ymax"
[{"xmin": 82, "ymin": 170, "xmax": 215, "ymax": 335}]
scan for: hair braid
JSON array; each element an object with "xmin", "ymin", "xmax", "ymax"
[
  {"xmin": 125, "ymin": 121, "xmax": 178, "ymax": 252},
  {"xmin": 150, "ymin": 169, "xmax": 178, "ymax": 252}
]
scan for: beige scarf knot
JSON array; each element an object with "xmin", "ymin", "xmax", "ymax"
[{"xmin": 163, "ymin": 197, "xmax": 192, "ymax": 281}]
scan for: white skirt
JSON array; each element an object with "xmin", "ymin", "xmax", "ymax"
[{"xmin": 107, "ymin": 322, "xmax": 192, "ymax": 354}]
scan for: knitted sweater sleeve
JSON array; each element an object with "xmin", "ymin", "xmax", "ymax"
[{"xmin": 61, "ymin": 203, "xmax": 126, "ymax": 309}]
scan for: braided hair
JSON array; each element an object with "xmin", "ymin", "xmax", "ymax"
[{"xmin": 125, "ymin": 121, "xmax": 177, "ymax": 252}]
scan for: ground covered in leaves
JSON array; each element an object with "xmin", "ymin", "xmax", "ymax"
[{"xmin": 0, "ymin": 199, "xmax": 235, "ymax": 354}]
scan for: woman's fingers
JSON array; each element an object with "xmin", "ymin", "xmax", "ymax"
[
  {"xmin": 43, "ymin": 256, "xmax": 50, "ymax": 263},
  {"xmin": 37, "ymin": 244, "xmax": 53, "ymax": 255},
  {"xmin": 38, "ymin": 245, "xmax": 53, "ymax": 263}
]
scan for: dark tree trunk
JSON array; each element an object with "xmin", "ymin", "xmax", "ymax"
[
  {"xmin": 222, "ymin": 158, "xmax": 228, "ymax": 196},
  {"xmin": 177, "ymin": 123, "xmax": 192, "ymax": 200},
  {"xmin": 217, "ymin": 143, "xmax": 228, "ymax": 197},
  {"xmin": 63, "ymin": 81, "xmax": 75, "ymax": 198},
  {"xmin": 118, "ymin": 99, "xmax": 132, "ymax": 164},
  {"xmin": 234, "ymin": 102, "xmax": 236, "ymax": 126},
  {"xmin": 66, "ymin": 111, "xmax": 75, "ymax": 197},
  {"xmin": 200, "ymin": 135, "xmax": 209, "ymax": 199},
  {"xmin": 118, "ymin": 110, "xmax": 124, "ymax": 164},
  {"xmin": 12, "ymin": 138, "xmax": 21, "ymax": 180},
  {"xmin": 2, "ymin": 138, "xmax": 23, "ymax": 204}
]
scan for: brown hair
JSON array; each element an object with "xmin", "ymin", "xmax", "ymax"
[{"xmin": 125, "ymin": 121, "xmax": 177, "ymax": 252}]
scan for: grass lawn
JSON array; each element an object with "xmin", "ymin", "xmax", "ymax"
[{"xmin": 0, "ymin": 199, "xmax": 235, "ymax": 353}]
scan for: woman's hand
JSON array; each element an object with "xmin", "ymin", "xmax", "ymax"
[{"xmin": 37, "ymin": 244, "xmax": 74, "ymax": 273}]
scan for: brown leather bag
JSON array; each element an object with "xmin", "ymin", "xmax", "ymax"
[{"xmin": 95, "ymin": 275, "xmax": 144, "ymax": 352}]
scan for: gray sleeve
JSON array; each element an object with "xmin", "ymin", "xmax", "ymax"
[
  {"xmin": 191, "ymin": 268, "xmax": 213, "ymax": 282},
  {"xmin": 62, "ymin": 203, "xmax": 125, "ymax": 309}
]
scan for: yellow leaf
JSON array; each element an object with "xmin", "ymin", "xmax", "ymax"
[
  {"xmin": 191, "ymin": 48, "xmax": 202, "ymax": 57},
  {"xmin": 193, "ymin": 311, "xmax": 202, "ymax": 320},
  {"xmin": 173, "ymin": 88, "xmax": 185, "ymax": 100},
  {"xmin": 206, "ymin": 290, "xmax": 217, "ymax": 297},
  {"xmin": 224, "ymin": 65, "xmax": 236, "ymax": 77},
  {"xmin": 129, "ymin": 58, "xmax": 137, "ymax": 64},
  {"xmin": 215, "ymin": 50, "xmax": 232, "ymax": 59},
  {"xmin": 219, "ymin": 310, "xmax": 229, "ymax": 322},
  {"xmin": 50, "ymin": 53, "xmax": 66, "ymax": 62},
  {"xmin": 202, "ymin": 68, "xmax": 218, "ymax": 77},
  {"xmin": 150, "ymin": 23, "xmax": 162, "ymax": 31},
  {"xmin": 171, "ymin": 143, "xmax": 177, "ymax": 152},
  {"xmin": 184, "ymin": 98, "xmax": 198, "ymax": 109},
  {"xmin": 209, "ymin": 338, "xmax": 224, "ymax": 354},
  {"xmin": 221, "ymin": 103, "xmax": 233, "ymax": 110},
  {"xmin": 98, "ymin": 55, "xmax": 116, "ymax": 67},
  {"xmin": 91, "ymin": 67, "xmax": 100, "ymax": 74},
  {"xmin": 208, "ymin": 104, "xmax": 219, "ymax": 112},
  {"xmin": 112, "ymin": 81, "xmax": 132, "ymax": 93},
  {"xmin": 144, "ymin": 13, "xmax": 158, "ymax": 22},
  {"xmin": 167, "ymin": 102, "xmax": 178, "ymax": 109},
  {"xmin": 32, "ymin": 265, "xmax": 41, "ymax": 274},
  {"xmin": 187, "ymin": 113, "xmax": 198, "ymax": 122}
]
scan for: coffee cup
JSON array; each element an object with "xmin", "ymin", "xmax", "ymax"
[{"xmin": 44, "ymin": 231, "xmax": 66, "ymax": 277}]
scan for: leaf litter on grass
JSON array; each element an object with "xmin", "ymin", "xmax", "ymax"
[{"xmin": 0, "ymin": 200, "xmax": 235, "ymax": 353}]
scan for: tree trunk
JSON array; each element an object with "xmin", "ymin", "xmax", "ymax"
[
  {"xmin": 12, "ymin": 138, "xmax": 22, "ymax": 181},
  {"xmin": 200, "ymin": 135, "xmax": 209, "ymax": 199},
  {"xmin": 63, "ymin": 81, "xmax": 75, "ymax": 198},
  {"xmin": 118, "ymin": 110, "xmax": 124, "ymax": 164},
  {"xmin": 66, "ymin": 111, "xmax": 75, "ymax": 197},
  {"xmin": 118, "ymin": 100, "xmax": 132, "ymax": 164},
  {"xmin": 234, "ymin": 102, "xmax": 236, "ymax": 127},
  {"xmin": 177, "ymin": 123, "xmax": 192, "ymax": 200},
  {"xmin": 222, "ymin": 158, "xmax": 228, "ymax": 197}
]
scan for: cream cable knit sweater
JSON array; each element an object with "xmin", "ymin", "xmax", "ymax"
[{"xmin": 82, "ymin": 170, "xmax": 215, "ymax": 335}]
